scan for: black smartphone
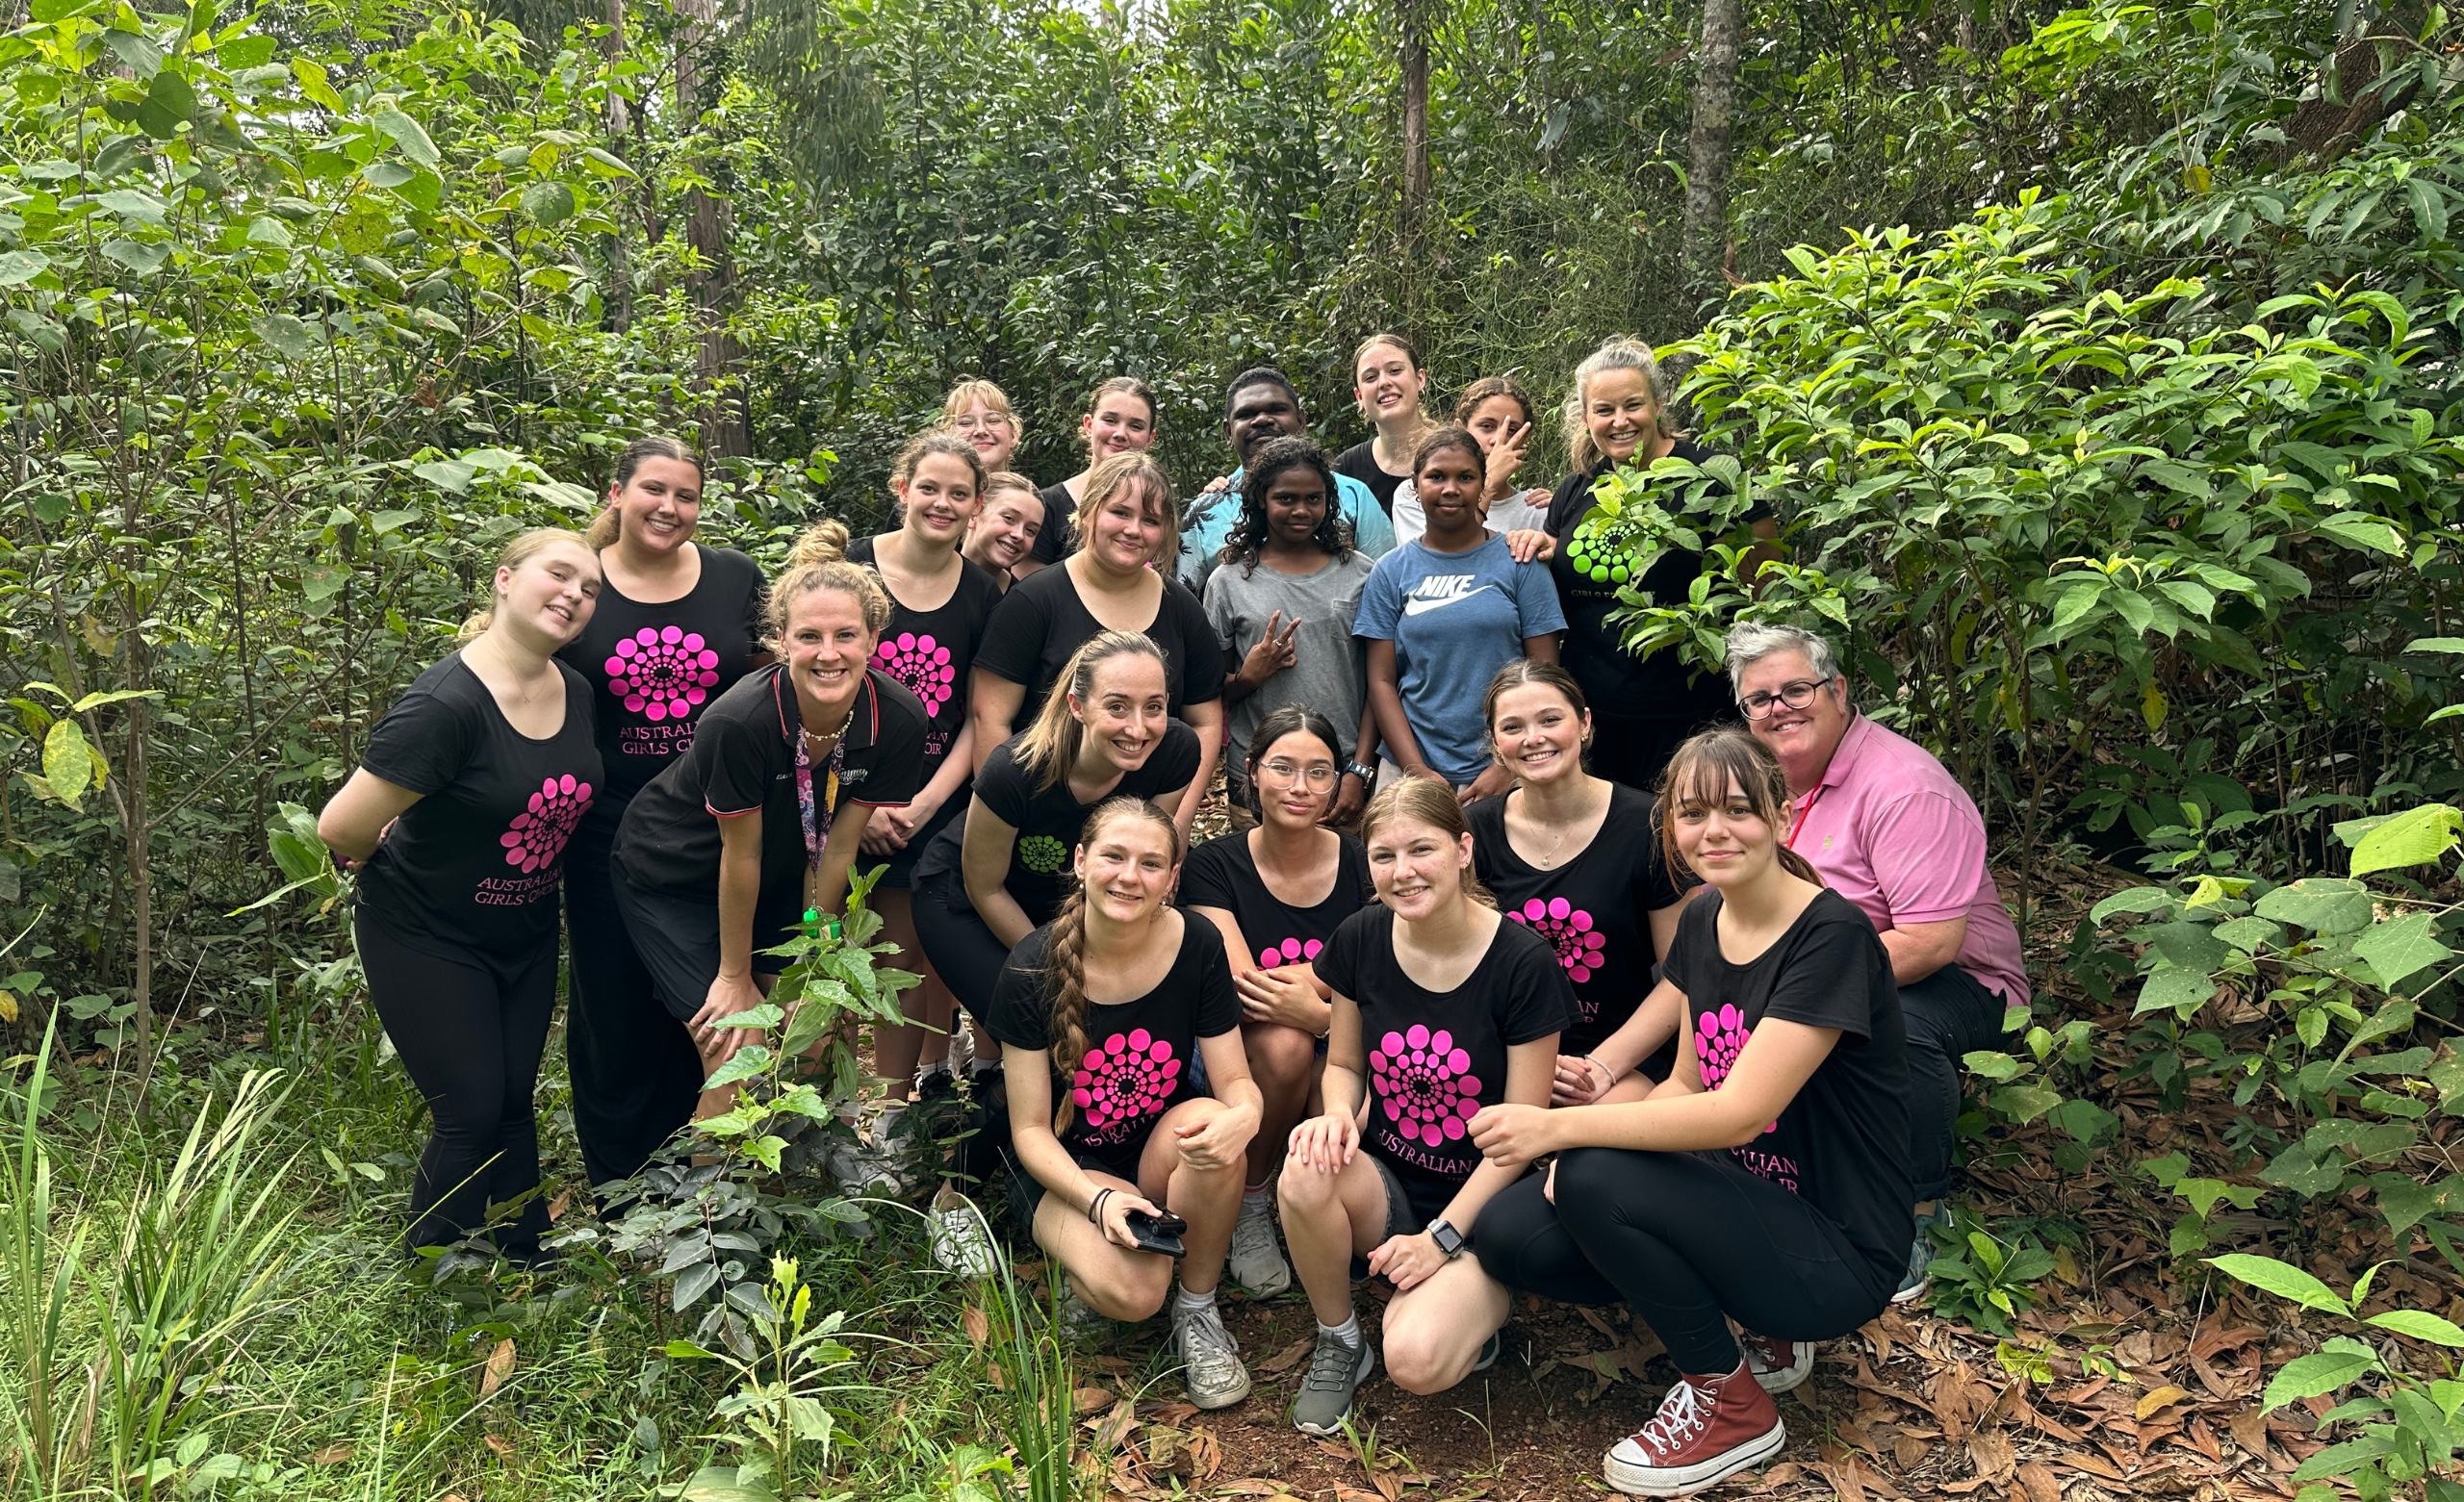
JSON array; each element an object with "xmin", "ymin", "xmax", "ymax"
[{"xmin": 1122, "ymin": 1208, "xmax": 1188, "ymax": 1258}]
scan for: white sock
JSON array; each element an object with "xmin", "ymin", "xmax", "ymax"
[
  {"xmin": 1243, "ymin": 1183, "xmax": 1270, "ymax": 1208},
  {"xmin": 1175, "ymin": 1283, "xmax": 1217, "ymax": 1317},
  {"xmin": 1319, "ymin": 1312, "xmax": 1362, "ymax": 1349}
]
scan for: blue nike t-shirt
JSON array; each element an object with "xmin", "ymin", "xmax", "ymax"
[{"xmin": 1354, "ymin": 534, "xmax": 1566, "ymax": 785}]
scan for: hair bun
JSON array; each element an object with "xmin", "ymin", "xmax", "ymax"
[{"xmin": 790, "ymin": 519, "xmax": 851, "ymax": 568}]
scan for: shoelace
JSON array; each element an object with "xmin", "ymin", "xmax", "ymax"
[
  {"xmin": 1637, "ymin": 1379, "xmax": 1711, "ymax": 1453},
  {"xmin": 1230, "ymin": 1203, "xmax": 1277, "ymax": 1256},
  {"xmin": 1178, "ymin": 1310, "xmax": 1240, "ymax": 1375},
  {"xmin": 1304, "ymin": 1333, "xmax": 1363, "ymax": 1390}
]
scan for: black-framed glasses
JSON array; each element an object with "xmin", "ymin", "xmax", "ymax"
[{"xmin": 1737, "ymin": 675, "xmax": 1835, "ymax": 720}]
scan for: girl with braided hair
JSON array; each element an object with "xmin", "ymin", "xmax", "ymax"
[{"xmin": 985, "ymin": 798, "xmax": 1262, "ymax": 1411}]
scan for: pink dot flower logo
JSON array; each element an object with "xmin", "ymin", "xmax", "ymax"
[
  {"xmin": 873, "ymin": 631, "xmax": 957, "ymax": 718},
  {"xmin": 1259, "ymin": 936, "xmax": 1322, "ymax": 969},
  {"xmin": 1368, "ymin": 1025, "xmax": 1481, "ymax": 1146},
  {"xmin": 604, "ymin": 626, "xmax": 720, "ymax": 722},
  {"xmin": 1697, "ymin": 1004, "xmax": 1776, "ymax": 1133},
  {"xmin": 1507, "ymin": 897, "xmax": 1606, "ymax": 985},
  {"xmin": 500, "ymin": 774, "xmax": 593, "ymax": 874},
  {"xmin": 1071, "ymin": 1028, "xmax": 1181, "ymax": 1133}
]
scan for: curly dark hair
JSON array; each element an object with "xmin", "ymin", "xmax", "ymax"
[{"xmin": 1219, "ymin": 436, "xmax": 1354, "ymax": 579}]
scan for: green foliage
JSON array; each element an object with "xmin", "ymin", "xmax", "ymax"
[
  {"xmin": 1920, "ymin": 1209, "xmax": 2063, "ymax": 1337},
  {"xmin": 662, "ymin": 1256, "xmax": 864, "ymax": 1501},
  {"xmin": 2210, "ymin": 1253, "xmax": 2464, "ymax": 1502}
]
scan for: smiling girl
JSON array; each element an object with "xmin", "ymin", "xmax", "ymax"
[
  {"xmin": 1029, "ymin": 376, "xmax": 1159, "ymax": 571},
  {"xmin": 556, "ymin": 438, "xmax": 771, "ymax": 1188},
  {"xmin": 988, "ymin": 797, "xmax": 1262, "ymax": 1409},
  {"xmin": 609, "ymin": 546, "xmax": 928, "ymax": 1125},
  {"xmin": 972, "ymin": 452, "xmax": 1222, "ymax": 834},
  {"xmin": 940, "ymin": 377, "xmax": 1023, "ymax": 478},
  {"xmin": 964, "ymin": 471, "xmax": 1046, "ymax": 591},
  {"xmin": 1466, "ymin": 728, "xmax": 1911, "ymax": 1497},
  {"xmin": 320, "ymin": 529, "xmax": 605, "ymax": 1261},
  {"xmin": 1356, "ymin": 427, "xmax": 1563, "ymax": 802},
  {"xmin": 834, "ymin": 433, "xmax": 1005, "ymax": 1108},
  {"xmin": 1275, "ymin": 778, "xmax": 1571, "ymax": 1437},
  {"xmin": 1334, "ymin": 334, "xmax": 1437, "ymax": 518}
]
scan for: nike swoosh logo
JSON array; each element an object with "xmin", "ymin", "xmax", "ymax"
[{"xmin": 1402, "ymin": 584, "xmax": 1498, "ymax": 616}]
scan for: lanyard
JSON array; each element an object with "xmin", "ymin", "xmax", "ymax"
[
  {"xmin": 1785, "ymin": 782, "xmax": 1825, "ymax": 850},
  {"xmin": 794, "ymin": 727, "xmax": 844, "ymax": 872}
]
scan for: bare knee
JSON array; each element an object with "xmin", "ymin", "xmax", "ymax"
[
  {"xmin": 1075, "ymin": 1257, "xmax": 1172, "ymax": 1322},
  {"xmin": 1277, "ymin": 1155, "xmax": 1341, "ymax": 1212},
  {"xmin": 1247, "ymin": 1026, "xmax": 1317, "ymax": 1096},
  {"xmin": 1381, "ymin": 1316, "xmax": 1459, "ymax": 1394}
]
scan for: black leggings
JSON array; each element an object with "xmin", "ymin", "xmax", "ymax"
[
  {"xmin": 912, "ymin": 871, "xmax": 1011, "ymax": 1018},
  {"xmin": 356, "ymin": 909, "xmax": 558, "ymax": 1259},
  {"xmin": 1898, "ymin": 963, "xmax": 2007, "ymax": 1202},
  {"xmin": 1474, "ymin": 1148, "xmax": 1893, "ymax": 1376},
  {"xmin": 564, "ymin": 814, "xmax": 704, "ymax": 1186}
]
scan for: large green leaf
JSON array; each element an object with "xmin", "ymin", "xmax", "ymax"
[
  {"xmin": 2353, "ymin": 912, "xmax": 2454, "ymax": 989},
  {"xmin": 0, "ymin": 250, "xmax": 48, "ymax": 286},
  {"xmin": 2349, "ymin": 802, "xmax": 2463, "ymax": 876},
  {"xmin": 2136, "ymin": 965, "xmax": 2217, "ymax": 1017},
  {"xmin": 2253, "ymin": 878, "xmax": 2374, "ymax": 935},
  {"xmin": 520, "ymin": 180, "xmax": 577, "ymax": 226},
  {"xmin": 2263, "ymin": 1349, "xmax": 2376, "ymax": 1407},
  {"xmin": 38, "ymin": 721, "xmax": 94, "ymax": 813},
  {"xmin": 2089, "ymin": 885, "xmax": 2171, "ymax": 923},
  {"xmin": 371, "ymin": 106, "xmax": 441, "ymax": 168},
  {"xmin": 252, "ymin": 315, "xmax": 320, "ymax": 362},
  {"xmin": 2208, "ymin": 1253, "xmax": 2351, "ymax": 1315}
]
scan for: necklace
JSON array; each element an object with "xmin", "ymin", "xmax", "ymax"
[{"xmin": 1521, "ymin": 781, "xmax": 1606, "ymax": 869}]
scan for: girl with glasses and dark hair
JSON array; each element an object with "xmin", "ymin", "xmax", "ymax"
[{"xmin": 1180, "ymin": 704, "xmax": 1378, "ymax": 1298}]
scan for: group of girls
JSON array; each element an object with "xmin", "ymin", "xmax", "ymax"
[{"xmin": 320, "ymin": 330, "xmax": 1903, "ymax": 1496}]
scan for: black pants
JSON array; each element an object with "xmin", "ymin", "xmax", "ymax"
[
  {"xmin": 1588, "ymin": 714, "xmax": 1723, "ymax": 797},
  {"xmin": 564, "ymin": 814, "xmax": 704, "ymax": 1186},
  {"xmin": 357, "ymin": 909, "xmax": 558, "ymax": 1260},
  {"xmin": 912, "ymin": 871, "xmax": 1010, "ymax": 1017},
  {"xmin": 1473, "ymin": 1148, "xmax": 1893, "ymax": 1376},
  {"xmin": 1898, "ymin": 963, "xmax": 2006, "ymax": 1202}
]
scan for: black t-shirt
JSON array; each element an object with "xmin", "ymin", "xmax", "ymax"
[
  {"xmin": 1316, "ymin": 907, "xmax": 1572, "ymax": 1220},
  {"xmin": 974, "ymin": 562, "xmax": 1225, "ymax": 723},
  {"xmin": 985, "ymin": 914, "xmax": 1241, "ymax": 1171},
  {"xmin": 1545, "ymin": 439, "xmax": 1767, "ymax": 722},
  {"xmin": 912, "ymin": 721, "xmax": 1203, "ymax": 927},
  {"xmin": 613, "ymin": 665, "xmax": 927, "ymax": 904},
  {"xmin": 555, "ymin": 545, "xmax": 766, "ymax": 808},
  {"xmin": 356, "ymin": 653, "xmax": 603, "ymax": 958},
  {"xmin": 1030, "ymin": 481, "xmax": 1075, "ymax": 565},
  {"xmin": 1179, "ymin": 829, "xmax": 1373, "ymax": 973},
  {"xmin": 1333, "ymin": 440, "xmax": 1407, "ymax": 518},
  {"xmin": 1467, "ymin": 783, "xmax": 1686, "ymax": 1053},
  {"xmin": 845, "ymin": 536, "xmax": 1004, "ymax": 776},
  {"xmin": 1661, "ymin": 888, "xmax": 1912, "ymax": 1291}
]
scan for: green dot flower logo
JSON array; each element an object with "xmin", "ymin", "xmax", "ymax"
[{"xmin": 1018, "ymin": 835, "xmax": 1068, "ymax": 873}]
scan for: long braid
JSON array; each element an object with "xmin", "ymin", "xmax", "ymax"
[{"xmin": 1044, "ymin": 885, "xmax": 1093, "ymax": 1135}]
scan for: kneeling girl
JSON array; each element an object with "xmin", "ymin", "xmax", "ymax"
[
  {"xmin": 1277, "ymin": 777, "xmax": 1571, "ymax": 1436},
  {"xmin": 987, "ymin": 798, "xmax": 1263, "ymax": 1411},
  {"xmin": 1468, "ymin": 727, "xmax": 1911, "ymax": 1497}
]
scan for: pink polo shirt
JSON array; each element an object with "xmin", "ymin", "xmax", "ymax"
[{"xmin": 1788, "ymin": 714, "xmax": 2030, "ymax": 1008}]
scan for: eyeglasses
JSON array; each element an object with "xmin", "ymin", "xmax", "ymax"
[
  {"xmin": 1258, "ymin": 759, "xmax": 1337, "ymax": 788},
  {"xmin": 1737, "ymin": 675, "xmax": 1835, "ymax": 720}
]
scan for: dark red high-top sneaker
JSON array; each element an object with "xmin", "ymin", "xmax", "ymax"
[
  {"xmin": 1604, "ymin": 1357, "xmax": 1786, "ymax": 1495},
  {"xmin": 1740, "ymin": 1330, "xmax": 1814, "ymax": 1393}
]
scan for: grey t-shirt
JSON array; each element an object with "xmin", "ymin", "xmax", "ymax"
[{"xmin": 1203, "ymin": 551, "xmax": 1377, "ymax": 775}]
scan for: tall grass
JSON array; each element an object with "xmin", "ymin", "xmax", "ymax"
[
  {"xmin": 2, "ymin": 1016, "xmax": 87, "ymax": 1496},
  {"xmin": 974, "ymin": 1206, "xmax": 1078, "ymax": 1502}
]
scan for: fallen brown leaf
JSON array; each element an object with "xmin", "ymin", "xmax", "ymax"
[
  {"xmin": 1074, "ymin": 1386, "xmax": 1118, "ymax": 1413},
  {"xmin": 1258, "ymin": 1337, "xmax": 1313, "ymax": 1375},
  {"xmin": 1371, "ymin": 1473, "xmax": 1402, "ymax": 1502},
  {"xmin": 1757, "ymin": 1462, "xmax": 1807, "ymax": 1489},
  {"xmin": 2228, "ymin": 1406, "xmax": 2272, "ymax": 1458},
  {"xmin": 1216, "ymin": 1479, "xmax": 1288, "ymax": 1495},
  {"xmin": 478, "ymin": 1337, "xmax": 516, "ymax": 1401},
  {"xmin": 1893, "ymin": 1433, "xmax": 1930, "ymax": 1470},
  {"xmin": 310, "ymin": 1443, "xmax": 352, "ymax": 1465},
  {"xmin": 2016, "ymin": 1461, "xmax": 2062, "ymax": 1502},
  {"xmin": 962, "ymin": 1306, "xmax": 988, "ymax": 1345},
  {"xmin": 1967, "ymin": 1430, "xmax": 2016, "ymax": 1481},
  {"xmin": 1186, "ymin": 1426, "xmax": 1220, "ymax": 1480},
  {"xmin": 1814, "ymin": 1456, "xmax": 1870, "ymax": 1502},
  {"xmin": 547, "ymin": 1190, "xmax": 571, "ymax": 1224},
  {"xmin": 482, "ymin": 1434, "xmax": 513, "ymax": 1456},
  {"xmin": 2136, "ymin": 1385, "xmax": 2194, "ymax": 1420}
]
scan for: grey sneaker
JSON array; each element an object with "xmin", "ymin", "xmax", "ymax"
[
  {"xmin": 1226, "ymin": 1192, "xmax": 1292, "ymax": 1297},
  {"xmin": 1742, "ymin": 1330, "xmax": 1814, "ymax": 1393},
  {"xmin": 1893, "ymin": 1204, "xmax": 1952, "ymax": 1305},
  {"xmin": 1473, "ymin": 1330, "xmax": 1502, "ymax": 1372},
  {"xmin": 929, "ymin": 1192, "xmax": 999, "ymax": 1279},
  {"xmin": 1169, "ymin": 1299, "xmax": 1252, "ymax": 1410},
  {"xmin": 1292, "ymin": 1326, "xmax": 1375, "ymax": 1435}
]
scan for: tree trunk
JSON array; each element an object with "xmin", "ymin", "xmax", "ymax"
[
  {"xmin": 1682, "ymin": 0, "xmax": 1742, "ymax": 318},
  {"xmin": 1400, "ymin": 0, "xmax": 1429, "ymax": 233},
  {"xmin": 673, "ymin": 0, "xmax": 747, "ymax": 455},
  {"xmin": 601, "ymin": 0, "xmax": 634, "ymax": 333}
]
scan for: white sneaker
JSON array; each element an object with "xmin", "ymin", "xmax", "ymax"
[
  {"xmin": 1169, "ymin": 1298, "xmax": 1253, "ymax": 1410},
  {"xmin": 1741, "ymin": 1330, "xmax": 1814, "ymax": 1393},
  {"xmin": 929, "ymin": 1193, "xmax": 999, "ymax": 1279},
  {"xmin": 1226, "ymin": 1191, "xmax": 1292, "ymax": 1297}
]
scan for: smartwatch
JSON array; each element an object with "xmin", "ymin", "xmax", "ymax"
[
  {"xmin": 1344, "ymin": 760, "xmax": 1377, "ymax": 783},
  {"xmin": 1426, "ymin": 1217, "xmax": 1466, "ymax": 1258}
]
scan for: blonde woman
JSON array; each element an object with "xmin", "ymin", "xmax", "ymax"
[
  {"xmin": 941, "ymin": 377, "xmax": 1023, "ymax": 477},
  {"xmin": 989, "ymin": 797, "xmax": 1261, "ymax": 1410},
  {"xmin": 611, "ymin": 535, "xmax": 929, "ymax": 1120},
  {"xmin": 318, "ymin": 529, "xmax": 604, "ymax": 1260},
  {"xmin": 964, "ymin": 471, "xmax": 1046, "ymax": 591},
  {"xmin": 970, "ymin": 452, "xmax": 1223, "ymax": 833}
]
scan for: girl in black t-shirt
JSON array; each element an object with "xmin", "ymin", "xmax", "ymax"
[
  {"xmin": 988, "ymin": 798, "xmax": 1262, "ymax": 1410},
  {"xmin": 1180, "ymin": 705, "xmax": 1377, "ymax": 1298},
  {"xmin": 611, "ymin": 547, "xmax": 927, "ymax": 1123},
  {"xmin": 1276, "ymin": 778, "xmax": 1568, "ymax": 1438},
  {"xmin": 962, "ymin": 471, "xmax": 1046, "ymax": 593},
  {"xmin": 1332, "ymin": 333, "xmax": 1436, "ymax": 519},
  {"xmin": 318, "ymin": 528, "xmax": 604, "ymax": 1260},
  {"xmin": 1466, "ymin": 728, "xmax": 1912, "ymax": 1498},
  {"xmin": 1536, "ymin": 338, "xmax": 1781, "ymax": 794},
  {"xmin": 1024, "ymin": 375, "xmax": 1158, "ymax": 573},
  {"xmin": 971, "ymin": 452, "xmax": 1222, "ymax": 833},
  {"xmin": 557, "ymin": 436, "xmax": 771, "ymax": 1188},
  {"xmin": 913, "ymin": 630, "xmax": 1202, "ymax": 1024},
  {"xmin": 1468, "ymin": 660, "xmax": 1688, "ymax": 1104},
  {"xmin": 830, "ymin": 434, "xmax": 1004, "ymax": 1106}
]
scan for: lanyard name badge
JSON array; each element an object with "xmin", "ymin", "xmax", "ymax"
[{"xmin": 794, "ymin": 699, "xmax": 848, "ymax": 942}]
